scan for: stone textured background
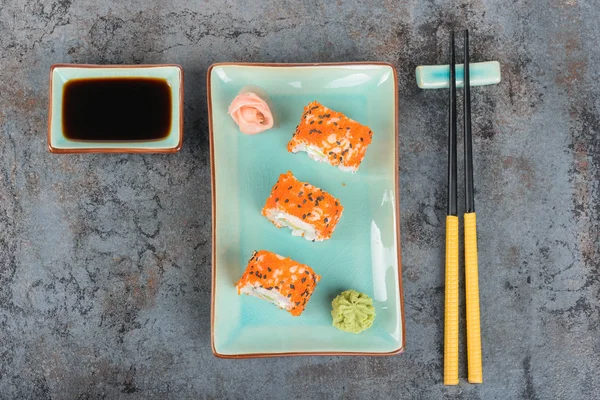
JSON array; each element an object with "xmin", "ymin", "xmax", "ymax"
[{"xmin": 1, "ymin": 0, "xmax": 598, "ymax": 399}]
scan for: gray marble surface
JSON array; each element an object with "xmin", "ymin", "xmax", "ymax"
[{"xmin": 1, "ymin": 0, "xmax": 599, "ymax": 399}]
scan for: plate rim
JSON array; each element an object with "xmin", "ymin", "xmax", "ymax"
[
  {"xmin": 47, "ymin": 63, "xmax": 184, "ymax": 154},
  {"xmin": 207, "ymin": 61, "xmax": 405, "ymax": 358}
]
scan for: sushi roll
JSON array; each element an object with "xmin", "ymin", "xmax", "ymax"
[
  {"xmin": 261, "ymin": 171, "xmax": 343, "ymax": 241},
  {"xmin": 287, "ymin": 101, "xmax": 373, "ymax": 172},
  {"xmin": 236, "ymin": 250, "xmax": 321, "ymax": 316}
]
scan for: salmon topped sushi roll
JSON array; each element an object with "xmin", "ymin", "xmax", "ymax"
[
  {"xmin": 287, "ymin": 101, "xmax": 373, "ymax": 172},
  {"xmin": 261, "ymin": 171, "xmax": 343, "ymax": 241},
  {"xmin": 236, "ymin": 250, "xmax": 321, "ymax": 316}
]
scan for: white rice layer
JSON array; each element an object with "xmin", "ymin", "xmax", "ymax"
[
  {"xmin": 265, "ymin": 208, "xmax": 321, "ymax": 241},
  {"xmin": 240, "ymin": 284, "xmax": 292, "ymax": 310},
  {"xmin": 291, "ymin": 142, "xmax": 358, "ymax": 173}
]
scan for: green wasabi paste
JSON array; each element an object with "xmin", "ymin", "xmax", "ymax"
[{"xmin": 331, "ymin": 289, "xmax": 375, "ymax": 334}]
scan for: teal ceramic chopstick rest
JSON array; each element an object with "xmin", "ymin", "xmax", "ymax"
[{"xmin": 415, "ymin": 61, "xmax": 501, "ymax": 89}]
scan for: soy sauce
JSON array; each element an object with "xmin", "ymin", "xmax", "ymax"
[{"xmin": 62, "ymin": 77, "xmax": 172, "ymax": 141}]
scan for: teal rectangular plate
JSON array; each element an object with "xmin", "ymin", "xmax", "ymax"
[
  {"xmin": 48, "ymin": 64, "xmax": 183, "ymax": 153},
  {"xmin": 208, "ymin": 63, "xmax": 404, "ymax": 357}
]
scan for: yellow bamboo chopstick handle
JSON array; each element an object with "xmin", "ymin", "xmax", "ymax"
[
  {"xmin": 464, "ymin": 212, "xmax": 482, "ymax": 383},
  {"xmin": 444, "ymin": 215, "xmax": 459, "ymax": 385}
]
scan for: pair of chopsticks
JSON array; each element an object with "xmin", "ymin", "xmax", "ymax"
[{"xmin": 444, "ymin": 30, "xmax": 482, "ymax": 385}]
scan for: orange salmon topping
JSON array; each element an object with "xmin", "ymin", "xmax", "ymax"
[
  {"xmin": 236, "ymin": 250, "xmax": 321, "ymax": 316},
  {"xmin": 287, "ymin": 101, "xmax": 373, "ymax": 170},
  {"xmin": 261, "ymin": 171, "xmax": 344, "ymax": 240}
]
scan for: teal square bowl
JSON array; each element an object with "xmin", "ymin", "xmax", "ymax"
[
  {"xmin": 48, "ymin": 64, "xmax": 183, "ymax": 153},
  {"xmin": 208, "ymin": 63, "xmax": 404, "ymax": 357}
]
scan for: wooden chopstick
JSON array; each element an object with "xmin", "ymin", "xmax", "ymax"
[
  {"xmin": 463, "ymin": 29, "xmax": 483, "ymax": 384},
  {"xmin": 444, "ymin": 30, "xmax": 459, "ymax": 386}
]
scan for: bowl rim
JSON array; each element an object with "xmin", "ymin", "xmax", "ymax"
[{"xmin": 47, "ymin": 63, "xmax": 184, "ymax": 154}]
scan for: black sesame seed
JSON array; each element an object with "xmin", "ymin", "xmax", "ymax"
[
  {"xmin": 297, "ymin": 205, "xmax": 301, "ymax": 208},
  {"xmin": 305, "ymin": 271, "xmax": 310, "ymax": 275},
  {"xmin": 302, "ymin": 277, "xmax": 306, "ymax": 283},
  {"xmin": 268, "ymin": 267, "xmax": 271, "ymax": 272},
  {"xmin": 318, "ymin": 115, "xmax": 323, "ymax": 119},
  {"xmin": 346, "ymin": 127, "xmax": 350, "ymax": 130},
  {"xmin": 310, "ymin": 120, "xmax": 314, "ymax": 124},
  {"xmin": 275, "ymin": 286, "xmax": 279, "ymax": 290},
  {"xmin": 335, "ymin": 201, "xmax": 338, "ymax": 206},
  {"xmin": 249, "ymin": 271, "xmax": 254, "ymax": 274},
  {"xmin": 328, "ymin": 151, "xmax": 334, "ymax": 155},
  {"xmin": 339, "ymin": 157, "xmax": 343, "ymax": 162},
  {"xmin": 275, "ymin": 198, "xmax": 279, "ymax": 202},
  {"xmin": 290, "ymin": 284, "xmax": 295, "ymax": 289},
  {"xmin": 333, "ymin": 122, "xmax": 338, "ymax": 126},
  {"xmin": 287, "ymin": 294, "xmax": 292, "ymax": 298},
  {"xmin": 324, "ymin": 218, "xmax": 329, "ymax": 223},
  {"xmin": 336, "ymin": 141, "xmax": 341, "ymax": 145},
  {"xmin": 360, "ymin": 137, "xmax": 364, "ymax": 141},
  {"xmin": 288, "ymin": 186, "xmax": 292, "ymax": 189},
  {"xmin": 266, "ymin": 287, "xmax": 273, "ymax": 290},
  {"xmin": 302, "ymin": 214, "xmax": 306, "ymax": 219},
  {"xmin": 324, "ymin": 114, "xmax": 330, "ymax": 118},
  {"xmin": 299, "ymin": 191, "xmax": 303, "ymax": 196},
  {"xmin": 296, "ymin": 302, "xmax": 300, "ymax": 306},
  {"xmin": 284, "ymin": 199, "xmax": 289, "ymax": 203},
  {"xmin": 318, "ymin": 120, "xmax": 323, "ymax": 124},
  {"xmin": 349, "ymin": 144, "xmax": 353, "ymax": 148},
  {"xmin": 303, "ymin": 199, "xmax": 306, "ymax": 204}
]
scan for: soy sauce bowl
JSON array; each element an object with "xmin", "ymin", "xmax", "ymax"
[{"xmin": 48, "ymin": 64, "xmax": 183, "ymax": 153}]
